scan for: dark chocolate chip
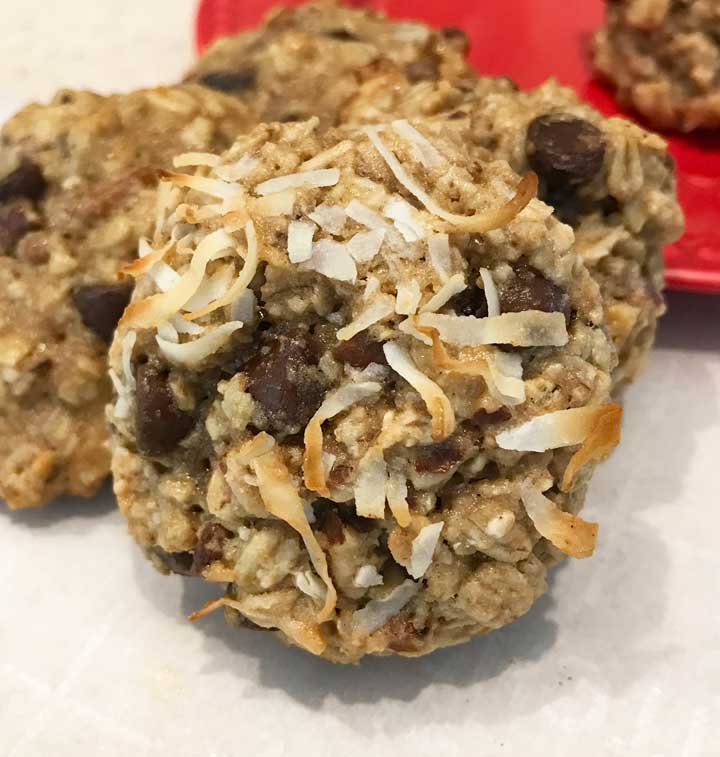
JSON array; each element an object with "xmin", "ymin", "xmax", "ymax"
[
  {"xmin": 152, "ymin": 547, "xmax": 194, "ymax": 576},
  {"xmin": 405, "ymin": 58, "xmax": 440, "ymax": 83},
  {"xmin": 526, "ymin": 114, "xmax": 605, "ymax": 187},
  {"xmin": 191, "ymin": 522, "xmax": 233, "ymax": 576},
  {"xmin": 0, "ymin": 206, "xmax": 33, "ymax": 252},
  {"xmin": 499, "ymin": 265, "xmax": 571, "ymax": 322},
  {"xmin": 465, "ymin": 407, "xmax": 512, "ymax": 432},
  {"xmin": 198, "ymin": 69, "xmax": 257, "ymax": 93},
  {"xmin": 333, "ymin": 331, "xmax": 387, "ymax": 368},
  {"xmin": 245, "ymin": 326, "xmax": 326, "ymax": 433},
  {"xmin": 71, "ymin": 281, "xmax": 134, "ymax": 343},
  {"xmin": 415, "ymin": 435, "xmax": 466, "ymax": 475},
  {"xmin": 314, "ymin": 499, "xmax": 375, "ymax": 537},
  {"xmin": 447, "ymin": 284, "xmax": 489, "ymax": 318},
  {"xmin": 324, "ymin": 28, "xmax": 360, "ymax": 41},
  {"xmin": 135, "ymin": 362, "xmax": 195, "ymax": 456},
  {"xmin": 315, "ymin": 505, "xmax": 345, "ymax": 546},
  {"xmin": 0, "ymin": 158, "xmax": 47, "ymax": 204}
]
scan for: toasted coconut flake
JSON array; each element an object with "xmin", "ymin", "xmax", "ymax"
[
  {"xmin": 416, "ymin": 310, "xmax": 568, "ymax": 347},
  {"xmin": 391, "ymin": 119, "xmax": 444, "ymax": 168},
  {"xmin": 156, "ymin": 322, "xmax": 243, "ymax": 367},
  {"xmin": 395, "ymin": 279, "xmax": 422, "ymax": 316},
  {"xmin": 346, "ymin": 228, "xmax": 385, "ymax": 263},
  {"xmin": 366, "ymin": 127, "xmax": 538, "ymax": 233},
  {"xmin": 173, "ymin": 152, "xmax": 222, "ymax": 169},
  {"xmin": 309, "ymin": 203, "xmax": 347, "ymax": 234},
  {"xmin": 384, "ymin": 196, "xmax": 425, "ymax": 241},
  {"xmin": 182, "ymin": 264, "xmax": 233, "ymax": 311},
  {"xmin": 121, "ymin": 330, "xmax": 136, "ymax": 389},
  {"xmin": 479, "ymin": 268, "xmax": 500, "ymax": 317},
  {"xmin": 355, "ymin": 446, "xmax": 388, "ymax": 519},
  {"xmin": 398, "ymin": 317, "xmax": 433, "ymax": 346},
  {"xmin": 424, "ymin": 326, "xmax": 526, "ymax": 405},
  {"xmin": 159, "ymin": 169, "xmax": 242, "ymax": 200},
  {"xmin": 561, "ymin": 404, "xmax": 622, "ymax": 491},
  {"xmin": 150, "ymin": 261, "xmax": 182, "ymax": 292},
  {"xmin": 255, "ymin": 168, "xmax": 340, "ymax": 196},
  {"xmin": 354, "ymin": 565, "xmax": 384, "ymax": 588},
  {"xmin": 295, "ymin": 570, "xmax": 327, "ymax": 601},
  {"xmin": 287, "ymin": 220, "xmax": 316, "ymax": 263},
  {"xmin": 383, "ymin": 341, "xmax": 455, "ymax": 440},
  {"xmin": 420, "ymin": 274, "xmax": 466, "ymax": 314},
  {"xmin": 353, "ymin": 579, "xmax": 420, "ymax": 635},
  {"xmin": 407, "ymin": 522, "xmax": 443, "ymax": 579},
  {"xmin": 251, "ymin": 438, "xmax": 337, "ymax": 621},
  {"xmin": 497, "ymin": 405, "xmax": 622, "ymax": 454},
  {"xmin": 304, "ymin": 239, "xmax": 357, "ymax": 283},
  {"xmin": 386, "ymin": 469, "xmax": 411, "ymax": 528},
  {"xmin": 156, "ymin": 320, "xmax": 178, "ymax": 343},
  {"xmin": 304, "ymin": 382, "xmax": 382, "ymax": 495},
  {"xmin": 336, "ymin": 295, "xmax": 395, "ymax": 341},
  {"xmin": 185, "ymin": 220, "xmax": 258, "ymax": 321},
  {"xmin": 301, "ymin": 140, "xmax": 353, "ymax": 170},
  {"xmin": 214, "ymin": 153, "xmax": 260, "ymax": 182},
  {"xmin": 153, "ymin": 182, "xmax": 175, "ymax": 242},
  {"xmin": 119, "ymin": 239, "xmax": 173, "ymax": 280},
  {"xmin": 520, "ymin": 484, "xmax": 598, "ymax": 559},
  {"xmin": 427, "ymin": 234, "xmax": 452, "ymax": 282},
  {"xmin": 253, "ymin": 189, "xmax": 295, "ymax": 217},
  {"xmin": 345, "ymin": 199, "xmax": 388, "ymax": 230},
  {"xmin": 121, "ymin": 230, "xmax": 236, "ymax": 328},
  {"xmin": 172, "ymin": 314, "xmax": 205, "ymax": 336}
]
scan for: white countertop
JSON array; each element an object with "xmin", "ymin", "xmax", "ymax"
[{"xmin": 1, "ymin": 4, "xmax": 719, "ymax": 755}]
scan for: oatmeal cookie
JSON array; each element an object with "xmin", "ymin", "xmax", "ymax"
[
  {"xmin": 593, "ymin": 0, "xmax": 720, "ymax": 132},
  {"xmin": 186, "ymin": 0, "xmax": 498, "ymax": 127},
  {"xmin": 109, "ymin": 118, "xmax": 621, "ymax": 662},
  {"xmin": 345, "ymin": 77, "xmax": 685, "ymax": 385},
  {"xmin": 0, "ymin": 86, "xmax": 253, "ymax": 509}
]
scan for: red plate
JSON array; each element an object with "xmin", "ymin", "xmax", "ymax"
[{"xmin": 197, "ymin": 0, "xmax": 720, "ymax": 293}]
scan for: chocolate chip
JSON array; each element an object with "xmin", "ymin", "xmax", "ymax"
[
  {"xmin": 314, "ymin": 499, "xmax": 375, "ymax": 538},
  {"xmin": 0, "ymin": 206, "xmax": 33, "ymax": 252},
  {"xmin": 465, "ymin": 407, "xmax": 511, "ymax": 432},
  {"xmin": 245, "ymin": 326, "xmax": 326, "ymax": 434},
  {"xmin": 198, "ymin": 69, "xmax": 257, "ymax": 93},
  {"xmin": 447, "ymin": 284, "xmax": 489, "ymax": 318},
  {"xmin": 191, "ymin": 522, "xmax": 232, "ymax": 575},
  {"xmin": 152, "ymin": 547, "xmax": 194, "ymax": 576},
  {"xmin": 0, "ymin": 158, "xmax": 47, "ymax": 204},
  {"xmin": 315, "ymin": 505, "xmax": 345, "ymax": 546},
  {"xmin": 499, "ymin": 265, "xmax": 571, "ymax": 322},
  {"xmin": 333, "ymin": 331, "xmax": 387, "ymax": 368},
  {"xmin": 136, "ymin": 362, "xmax": 195, "ymax": 456},
  {"xmin": 71, "ymin": 281, "xmax": 134, "ymax": 343},
  {"xmin": 324, "ymin": 28, "xmax": 359, "ymax": 41},
  {"xmin": 415, "ymin": 435, "xmax": 467, "ymax": 475},
  {"xmin": 405, "ymin": 58, "xmax": 440, "ymax": 83},
  {"xmin": 526, "ymin": 114, "xmax": 605, "ymax": 187}
]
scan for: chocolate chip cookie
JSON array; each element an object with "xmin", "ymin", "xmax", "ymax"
[
  {"xmin": 593, "ymin": 0, "xmax": 720, "ymax": 131},
  {"xmin": 0, "ymin": 85, "xmax": 253, "ymax": 508},
  {"xmin": 109, "ymin": 118, "xmax": 621, "ymax": 662}
]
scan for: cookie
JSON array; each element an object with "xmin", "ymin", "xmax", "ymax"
[
  {"xmin": 186, "ymin": 0, "xmax": 490, "ymax": 127},
  {"xmin": 0, "ymin": 85, "xmax": 253, "ymax": 509},
  {"xmin": 109, "ymin": 117, "xmax": 621, "ymax": 662},
  {"xmin": 345, "ymin": 77, "xmax": 685, "ymax": 385},
  {"xmin": 593, "ymin": 0, "xmax": 720, "ymax": 132}
]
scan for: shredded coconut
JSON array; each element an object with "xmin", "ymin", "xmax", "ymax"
[
  {"xmin": 384, "ymin": 196, "xmax": 425, "ymax": 242},
  {"xmin": 383, "ymin": 341, "xmax": 455, "ymax": 440},
  {"xmin": 156, "ymin": 322, "xmax": 243, "ymax": 367},
  {"xmin": 121, "ymin": 330, "xmax": 137, "ymax": 389},
  {"xmin": 355, "ymin": 446, "xmax": 388, "ymax": 519},
  {"xmin": 420, "ymin": 274, "xmax": 467, "ymax": 314},
  {"xmin": 353, "ymin": 580, "xmax": 420, "ymax": 635},
  {"xmin": 407, "ymin": 522, "xmax": 444, "ymax": 579},
  {"xmin": 391, "ymin": 119, "xmax": 445, "ymax": 168},
  {"xmin": 214, "ymin": 153, "xmax": 260, "ymax": 182},
  {"xmin": 416, "ymin": 310, "xmax": 568, "ymax": 347},
  {"xmin": 304, "ymin": 238, "xmax": 357, "ymax": 283},
  {"xmin": 395, "ymin": 279, "xmax": 422, "ymax": 316},
  {"xmin": 255, "ymin": 168, "xmax": 340, "ymax": 196},
  {"xmin": 346, "ymin": 228, "xmax": 385, "ymax": 263},
  {"xmin": 386, "ymin": 468, "xmax": 411, "ymax": 527},
  {"xmin": 287, "ymin": 220, "xmax": 316, "ymax": 263},
  {"xmin": 336, "ymin": 295, "xmax": 395, "ymax": 341},
  {"xmin": 427, "ymin": 234, "xmax": 452, "ymax": 281},
  {"xmin": 479, "ymin": 268, "xmax": 500, "ymax": 317},
  {"xmin": 354, "ymin": 565, "xmax": 384, "ymax": 588},
  {"xmin": 173, "ymin": 152, "xmax": 222, "ymax": 168},
  {"xmin": 309, "ymin": 203, "xmax": 347, "ymax": 234}
]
